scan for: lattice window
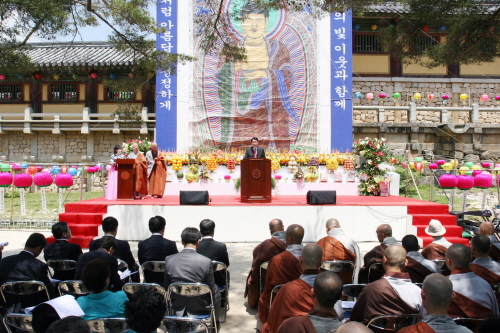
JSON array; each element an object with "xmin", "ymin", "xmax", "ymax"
[
  {"xmin": 354, "ymin": 34, "xmax": 381, "ymax": 53},
  {"xmin": 107, "ymin": 90, "xmax": 134, "ymax": 102},
  {"xmin": 412, "ymin": 35, "xmax": 440, "ymax": 53},
  {"xmin": 50, "ymin": 83, "xmax": 77, "ymax": 102},
  {"xmin": 479, "ymin": 37, "xmax": 496, "ymax": 54},
  {"xmin": 0, "ymin": 84, "xmax": 22, "ymax": 102}
]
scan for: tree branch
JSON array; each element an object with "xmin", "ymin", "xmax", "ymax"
[{"xmin": 10, "ymin": 20, "xmax": 44, "ymax": 49}]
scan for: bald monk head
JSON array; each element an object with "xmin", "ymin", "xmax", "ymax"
[
  {"xmin": 313, "ymin": 271, "xmax": 343, "ymax": 310},
  {"xmin": 479, "ymin": 221, "xmax": 495, "ymax": 236},
  {"xmin": 382, "ymin": 245, "xmax": 407, "ymax": 273},
  {"xmin": 445, "ymin": 243, "xmax": 471, "ymax": 271},
  {"xmin": 422, "ymin": 273, "xmax": 453, "ymax": 315},
  {"xmin": 325, "ymin": 218, "xmax": 340, "ymax": 233},
  {"xmin": 269, "ymin": 219, "xmax": 284, "ymax": 235},
  {"xmin": 471, "ymin": 234, "xmax": 490, "ymax": 258},
  {"xmin": 336, "ymin": 321, "xmax": 374, "ymax": 333},
  {"xmin": 300, "ymin": 243, "xmax": 323, "ymax": 271},
  {"xmin": 376, "ymin": 224, "xmax": 392, "ymax": 243},
  {"xmin": 285, "ymin": 224, "xmax": 304, "ymax": 246}
]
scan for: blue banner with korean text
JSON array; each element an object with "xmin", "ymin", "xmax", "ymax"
[
  {"xmin": 156, "ymin": 0, "xmax": 178, "ymax": 150},
  {"xmin": 330, "ymin": 11, "xmax": 353, "ymax": 151}
]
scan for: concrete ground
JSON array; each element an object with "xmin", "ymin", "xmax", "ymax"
[{"xmin": 0, "ymin": 230, "xmax": 380, "ymax": 332}]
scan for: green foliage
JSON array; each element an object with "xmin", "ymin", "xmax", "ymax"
[
  {"xmin": 394, "ymin": 165, "xmax": 425, "ymax": 192},
  {"xmin": 111, "ymin": 104, "xmax": 142, "ymax": 124}
]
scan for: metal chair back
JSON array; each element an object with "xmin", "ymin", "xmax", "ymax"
[
  {"xmin": 453, "ymin": 317, "xmax": 484, "ymax": 333},
  {"xmin": 58, "ymin": 280, "xmax": 91, "ymax": 297},
  {"xmin": 117, "ymin": 259, "xmax": 128, "ymax": 271},
  {"xmin": 86, "ymin": 318, "xmax": 129, "ymax": 333},
  {"xmin": 211, "ymin": 261, "xmax": 229, "ymax": 323},
  {"xmin": 368, "ymin": 262, "xmax": 385, "ymax": 282},
  {"xmin": 46, "ymin": 259, "xmax": 77, "ymax": 271},
  {"xmin": 259, "ymin": 261, "xmax": 269, "ymax": 294},
  {"xmin": 270, "ymin": 284, "xmax": 283, "ymax": 307},
  {"xmin": 367, "ymin": 314, "xmax": 422, "ymax": 332},
  {"xmin": 414, "ymin": 283, "xmax": 423, "ymax": 289},
  {"xmin": 159, "ymin": 316, "xmax": 209, "ymax": 333},
  {"xmin": 0, "ymin": 281, "xmax": 50, "ymax": 303},
  {"xmin": 142, "ymin": 261, "xmax": 166, "ymax": 273},
  {"xmin": 321, "ymin": 260, "xmax": 356, "ymax": 283},
  {"xmin": 122, "ymin": 283, "xmax": 166, "ymax": 298},
  {"xmin": 3, "ymin": 313, "xmax": 34, "ymax": 333},
  {"xmin": 342, "ymin": 284, "xmax": 366, "ymax": 299}
]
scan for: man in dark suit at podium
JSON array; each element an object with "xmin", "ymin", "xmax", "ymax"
[{"xmin": 244, "ymin": 137, "xmax": 266, "ymax": 159}]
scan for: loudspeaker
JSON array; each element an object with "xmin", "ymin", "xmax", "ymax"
[
  {"xmin": 180, "ymin": 191, "xmax": 210, "ymax": 205},
  {"xmin": 306, "ymin": 190, "xmax": 336, "ymax": 205}
]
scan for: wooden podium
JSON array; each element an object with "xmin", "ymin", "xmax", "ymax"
[
  {"xmin": 240, "ymin": 158, "xmax": 272, "ymax": 203},
  {"xmin": 116, "ymin": 159, "xmax": 135, "ymax": 200}
]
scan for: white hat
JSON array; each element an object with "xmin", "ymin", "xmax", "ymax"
[{"xmin": 425, "ymin": 219, "xmax": 446, "ymax": 236}]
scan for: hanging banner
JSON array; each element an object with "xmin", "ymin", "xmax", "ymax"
[
  {"xmin": 330, "ymin": 11, "xmax": 353, "ymax": 151},
  {"xmin": 156, "ymin": 0, "xmax": 178, "ymax": 150}
]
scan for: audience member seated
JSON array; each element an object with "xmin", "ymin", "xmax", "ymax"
[
  {"xmin": 46, "ymin": 316, "xmax": 91, "ymax": 333},
  {"xmin": 421, "ymin": 219, "xmax": 452, "ymax": 260},
  {"xmin": 31, "ymin": 295, "xmax": 84, "ymax": 333},
  {"xmin": 478, "ymin": 315, "xmax": 500, "ymax": 333},
  {"xmin": 76, "ymin": 259, "xmax": 128, "ymax": 320},
  {"xmin": 164, "ymin": 227, "xmax": 221, "ymax": 319},
  {"xmin": 276, "ymin": 270, "xmax": 342, "ymax": 333},
  {"xmin": 446, "ymin": 243, "xmax": 499, "ymax": 318},
  {"xmin": 402, "ymin": 235, "xmax": 440, "ymax": 283},
  {"xmin": 89, "ymin": 216, "xmax": 139, "ymax": 282},
  {"xmin": 316, "ymin": 218, "xmax": 360, "ymax": 284},
  {"xmin": 398, "ymin": 273, "xmax": 472, "ymax": 333},
  {"xmin": 336, "ymin": 322, "xmax": 374, "ymax": 333},
  {"xmin": 138, "ymin": 215, "xmax": 178, "ymax": 286},
  {"xmin": 258, "ymin": 224, "xmax": 304, "ymax": 325},
  {"xmin": 125, "ymin": 286, "xmax": 166, "ymax": 333},
  {"xmin": 350, "ymin": 245, "xmax": 424, "ymax": 324},
  {"xmin": 358, "ymin": 224, "xmax": 399, "ymax": 283},
  {"xmin": 43, "ymin": 222, "xmax": 83, "ymax": 281},
  {"xmin": 245, "ymin": 218, "xmax": 287, "ymax": 308},
  {"xmin": 470, "ymin": 235, "xmax": 500, "ymax": 282},
  {"xmin": 197, "ymin": 219, "xmax": 230, "ymax": 287},
  {"xmin": 0, "ymin": 233, "xmax": 57, "ymax": 312},
  {"xmin": 75, "ymin": 236, "xmax": 125, "ymax": 291},
  {"xmin": 479, "ymin": 222, "xmax": 500, "ymax": 262}
]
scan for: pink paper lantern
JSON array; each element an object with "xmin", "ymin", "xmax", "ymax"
[
  {"xmin": 480, "ymin": 94, "xmax": 489, "ymax": 102},
  {"xmin": 456, "ymin": 175, "xmax": 474, "ymax": 190},
  {"xmin": 55, "ymin": 173, "xmax": 74, "ymax": 188},
  {"xmin": 366, "ymin": 93, "xmax": 374, "ymax": 100},
  {"xmin": 472, "ymin": 170, "xmax": 482, "ymax": 177},
  {"xmin": 275, "ymin": 174, "xmax": 282, "ymax": 180},
  {"xmin": 439, "ymin": 174, "xmax": 457, "ymax": 189},
  {"xmin": 14, "ymin": 173, "xmax": 33, "ymax": 188},
  {"xmin": 474, "ymin": 173, "xmax": 492, "ymax": 188},
  {"xmin": 379, "ymin": 93, "xmax": 387, "ymax": 98},
  {"xmin": 94, "ymin": 165, "xmax": 101, "ymax": 171},
  {"xmin": 11, "ymin": 164, "xmax": 21, "ymax": 171},
  {"xmin": 428, "ymin": 163, "xmax": 439, "ymax": 170},
  {"xmin": 86, "ymin": 167, "xmax": 97, "ymax": 173},
  {"xmin": 34, "ymin": 172, "xmax": 53, "ymax": 187},
  {"xmin": 436, "ymin": 160, "xmax": 445, "ymax": 165},
  {"xmin": 0, "ymin": 172, "xmax": 13, "ymax": 187},
  {"xmin": 36, "ymin": 166, "xmax": 43, "ymax": 172},
  {"xmin": 482, "ymin": 162, "xmax": 491, "ymax": 168},
  {"xmin": 427, "ymin": 93, "xmax": 434, "ymax": 101}
]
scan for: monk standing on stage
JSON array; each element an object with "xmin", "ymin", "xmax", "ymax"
[
  {"xmin": 258, "ymin": 224, "xmax": 304, "ymax": 325},
  {"xmin": 128, "ymin": 143, "xmax": 148, "ymax": 199},
  {"xmin": 245, "ymin": 219, "xmax": 287, "ymax": 308},
  {"xmin": 146, "ymin": 143, "xmax": 166, "ymax": 198},
  {"xmin": 316, "ymin": 218, "xmax": 360, "ymax": 284}
]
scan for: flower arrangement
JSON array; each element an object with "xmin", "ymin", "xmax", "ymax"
[
  {"xmin": 353, "ymin": 137, "xmax": 391, "ymax": 196},
  {"xmin": 123, "ymin": 137, "xmax": 152, "ymax": 154},
  {"xmin": 294, "ymin": 167, "xmax": 305, "ymax": 181}
]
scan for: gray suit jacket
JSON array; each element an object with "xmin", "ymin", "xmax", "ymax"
[{"xmin": 164, "ymin": 248, "xmax": 220, "ymax": 316}]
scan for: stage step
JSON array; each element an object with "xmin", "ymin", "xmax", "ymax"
[
  {"xmin": 64, "ymin": 202, "xmax": 107, "ymax": 213},
  {"xmin": 420, "ymin": 236, "xmax": 470, "ymax": 246},
  {"xmin": 59, "ymin": 212, "xmax": 104, "ymax": 225},
  {"xmin": 413, "ymin": 224, "xmax": 463, "ymax": 237},
  {"xmin": 68, "ymin": 223, "xmax": 100, "ymax": 235},
  {"xmin": 411, "ymin": 214, "xmax": 457, "ymax": 226},
  {"xmin": 57, "ymin": 203, "xmax": 107, "ymax": 248},
  {"xmin": 407, "ymin": 204, "xmax": 450, "ymax": 215}
]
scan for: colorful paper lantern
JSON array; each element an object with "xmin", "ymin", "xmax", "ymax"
[
  {"xmin": 11, "ymin": 164, "xmax": 21, "ymax": 171},
  {"xmin": 27, "ymin": 166, "xmax": 37, "ymax": 175},
  {"xmin": 354, "ymin": 92, "xmax": 363, "ymax": 99},
  {"xmin": 14, "ymin": 173, "xmax": 33, "ymax": 188},
  {"xmin": 471, "ymin": 165, "xmax": 481, "ymax": 171},
  {"xmin": 379, "ymin": 93, "xmax": 386, "ymax": 99},
  {"xmin": 55, "ymin": 173, "xmax": 74, "ymax": 188},
  {"xmin": 36, "ymin": 166, "xmax": 43, "ymax": 172},
  {"xmin": 60, "ymin": 165, "xmax": 69, "ymax": 174},
  {"xmin": 428, "ymin": 163, "xmax": 439, "ymax": 170},
  {"xmin": 0, "ymin": 74, "xmax": 5, "ymax": 81},
  {"xmin": 436, "ymin": 160, "xmax": 445, "ymax": 166},
  {"xmin": 472, "ymin": 170, "xmax": 482, "ymax": 177},
  {"xmin": 275, "ymin": 174, "xmax": 282, "ymax": 180},
  {"xmin": 17, "ymin": 74, "xmax": 24, "ymax": 80},
  {"xmin": 72, "ymin": 74, "xmax": 79, "ymax": 80},
  {"xmin": 480, "ymin": 94, "xmax": 489, "ymax": 102},
  {"xmin": 439, "ymin": 174, "xmax": 457, "ymax": 189},
  {"xmin": 439, "ymin": 25, "xmax": 446, "ymax": 31},
  {"xmin": 422, "ymin": 26, "xmax": 429, "ymax": 32},
  {"xmin": 482, "ymin": 162, "xmax": 491, "ymax": 168},
  {"xmin": 496, "ymin": 96, "xmax": 500, "ymax": 105},
  {"xmin": 413, "ymin": 93, "xmax": 422, "ymax": 100},
  {"xmin": 34, "ymin": 173, "xmax": 53, "ymax": 187},
  {"xmin": 89, "ymin": 72, "xmax": 98, "ymax": 79},
  {"xmin": 20, "ymin": 163, "xmax": 27, "ymax": 169},
  {"xmin": 224, "ymin": 175, "xmax": 231, "ymax": 180},
  {"xmin": 427, "ymin": 93, "xmax": 434, "ymax": 101},
  {"xmin": 456, "ymin": 175, "xmax": 474, "ymax": 190},
  {"xmin": 459, "ymin": 166, "xmax": 469, "ymax": 175},
  {"xmin": 442, "ymin": 94, "xmax": 449, "ymax": 100},
  {"xmin": 474, "ymin": 173, "xmax": 492, "ymax": 188},
  {"xmin": 68, "ymin": 167, "xmax": 77, "ymax": 176},
  {"xmin": 393, "ymin": 92, "xmax": 401, "ymax": 99},
  {"xmin": 414, "ymin": 162, "xmax": 424, "ymax": 173},
  {"xmin": 53, "ymin": 74, "xmax": 60, "ymax": 80},
  {"xmin": 0, "ymin": 164, "xmax": 10, "ymax": 172},
  {"xmin": 33, "ymin": 73, "xmax": 42, "ymax": 80},
  {"xmin": 460, "ymin": 93, "xmax": 468, "ymax": 100},
  {"xmin": 353, "ymin": 24, "xmax": 360, "ymax": 31},
  {"xmin": 87, "ymin": 166, "xmax": 97, "ymax": 173},
  {"xmin": 110, "ymin": 73, "xmax": 117, "ymax": 80},
  {"xmin": 464, "ymin": 162, "xmax": 474, "ymax": 168},
  {"xmin": 442, "ymin": 163, "xmax": 453, "ymax": 171},
  {"xmin": 371, "ymin": 24, "xmax": 378, "ymax": 31},
  {"xmin": 0, "ymin": 172, "xmax": 13, "ymax": 187},
  {"xmin": 414, "ymin": 157, "xmax": 423, "ymax": 162},
  {"xmin": 366, "ymin": 93, "xmax": 374, "ymax": 100},
  {"xmin": 50, "ymin": 166, "xmax": 61, "ymax": 175}
]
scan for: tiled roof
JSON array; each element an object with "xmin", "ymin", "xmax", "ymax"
[{"xmin": 25, "ymin": 42, "xmax": 141, "ymax": 67}]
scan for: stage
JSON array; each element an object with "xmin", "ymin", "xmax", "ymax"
[{"xmin": 56, "ymin": 195, "xmax": 467, "ymax": 248}]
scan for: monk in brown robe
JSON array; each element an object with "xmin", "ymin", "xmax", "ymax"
[
  {"xmin": 258, "ymin": 224, "xmax": 304, "ymax": 325},
  {"xmin": 146, "ymin": 143, "xmax": 166, "ymax": 198},
  {"xmin": 479, "ymin": 221, "xmax": 500, "ymax": 262},
  {"xmin": 402, "ymin": 235, "xmax": 440, "ymax": 283},
  {"xmin": 446, "ymin": 243, "xmax": 499, "ymax": 318},
  {"xmin": 470, "ymin": 234, "xmax": 500, "ymax": 283},
  {"xmin": 358, "ymin": 224, "xmax": 399, "ymax": 283},
  {"xmin": 276, "ymin": 270, "xmax": 342, "ymax": 333},
  {"xmin": 245, "ymin": 219, "xmax": 287, "ymax": 308},
  {"xmin": 128, "ymin": 143, "xmax": 148, "ymax": 199},
  {"xmin": 421, "ymin": 219, "xmax": 452, "ymax": 261},
  {"xmin": 399, "ymin": 273, "xmax": 473, "ymax": 333},
  {"xmin": 350, "ymin": 245, "xmax": 424, "ymax": 324},
  {"xmin": 316, "ymin": 218, "xmax": 359, "ymax": 284}
]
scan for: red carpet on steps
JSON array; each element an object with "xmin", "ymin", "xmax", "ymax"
[{"xmin": 47, "ymin": 195, "xmax": 468, "ymax": 248}]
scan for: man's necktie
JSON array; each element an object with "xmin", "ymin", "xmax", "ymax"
[{"xmin": 254, "ymin": 147, "xmax": 257, "ymax": 158}]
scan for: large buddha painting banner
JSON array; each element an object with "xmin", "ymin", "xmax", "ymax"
[{"xmin": 191, "ymin": 0, "xmax": 318, "ymax": 151}]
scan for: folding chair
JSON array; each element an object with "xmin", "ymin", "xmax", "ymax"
[
  {"xmin": 368, "ymin": 262, "xmax": 385, "ymax": 282},
  {"xmin": 142, "ymin": 261, "xmax": 166, "ymax": 285},
  {"xmin": 86, "ymin": 318, "xmax": 129, "ymax": 333},
  {"xmin": 432, "ymin": 259, "xmax": 448, "ymax": 274},
  {"xmin": 269, "ymin": 284, "xmax": 283, "ymax": 307},
  {"xmin": 166, "ymin": 283, "xmax": 217, "ymax": 333},
  {"xmin": 117, "ymin": 259, "xmax": 130, "ymax": 283},
  {"xmin": 342, "ymin": 284, "xmax": 366, "ymax": 299},
  {"xmin": 1, "ymin": 281, "xmax": 50, "ymax": 313},
  {"xmin": 367, "ymin": 314, "xmax": 422, "ymax": 333},
  {"xmin": 453, "ymin": 317, "xmax": 484, "ymax": 332},
  {"xmin": 46, "ymin": 259, "xmax": 77, "ymax": 279},
  {"xmin": 58, "ymin": 280, "xmax": 91, "ymax": 297},
  {"xmin": 122, "ymin": 282, "xmax": 166, "ymax": 300},
  {"xmin": 321, "ymin": 260, "xmax": 356, "ymax": 284},
  {"xmin": 3, "ymin": 313, "xmax": 33, "ymax": 333},
  {"xmin": 259, "ymin": 261, "xmax": 269, "ymax": 295},
  {"xmin": 159, "ymin": 316, "xmax": 209, "ymax": 333},
  {"xmin": 211, "ymin": 261, "xmax": 229, "ymax": 323}
]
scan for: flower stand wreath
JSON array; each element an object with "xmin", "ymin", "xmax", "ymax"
[{"xmin": 353, "ymin": 137, "xmax": 391, "ymax": 196}]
